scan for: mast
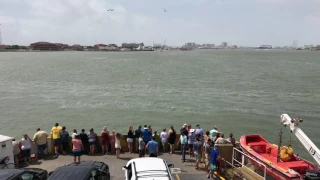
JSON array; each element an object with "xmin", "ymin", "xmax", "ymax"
[
  {"xmin": 277, "ymin": 123, "xmax": 283, "ymax": 163},
  {"xmin": 0, "ymin": 24, "xmax": 2, "ymax": 45}
]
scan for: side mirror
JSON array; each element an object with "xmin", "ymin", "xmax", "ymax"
[
  {"xmin": 122, "ymin": 166, "xmax": 127, "ymax": 171},
  {"xmin": 168, "ymin": 164, "xmax": 174, "ymax": 168}
]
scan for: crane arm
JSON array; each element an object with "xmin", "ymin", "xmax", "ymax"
[{"xmin": 280, "ymin": 114, "xmax": 320, "ymax": 165}]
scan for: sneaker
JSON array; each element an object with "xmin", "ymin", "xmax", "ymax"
[
  {"xmin": 207, "ymin": 174, "xmax": 210, "ymax": 179},
  {"xmin": 212, "ymin": 174, "xmax": 217, "ymax": 179}
]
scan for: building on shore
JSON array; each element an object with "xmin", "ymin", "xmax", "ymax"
[
  {"xmin": 30, "ymin": 42, "xmax": 59, "ymax": 51},
  {"xmin": 0, "ymin": 44, "xmax": 7, "ymax": 50},
  {"xmin": 107, "ymin": 44, "xmax": 118, "ymax": 51},
  {"xmin": 71, "ymin": 44, "xmax": 83, "ymax": 51},
  {"xmin": 121, "ymin": 43, "xmax": 144, "ymax": 50},
  {"xmin": 54, "ymin": 43, "xmax": 68, "ymax": 50},
  {"xmin": 94, "ymin": 44, "xmax": 108, "ymax": 51},
  {"xmin": 221, "ymin": 42, "xmax": 228, "ymax": 48}
]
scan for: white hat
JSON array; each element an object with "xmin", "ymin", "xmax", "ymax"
[{"xmin": 189, "ymin": 129, "xmax": 195, "ymax": 133}]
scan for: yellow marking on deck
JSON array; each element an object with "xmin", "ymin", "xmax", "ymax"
[
  {"xmin": 214, "ymin": 172, "xmax": 225, "ymax": 180},
  {"xmin": 175, "ymin": 174, "xmax": 180, "ymax": 180}
]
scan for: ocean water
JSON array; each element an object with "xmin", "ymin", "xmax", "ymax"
[{"xmin": 0, "ymin": 50, "xmax": 319, "ymax": 161}]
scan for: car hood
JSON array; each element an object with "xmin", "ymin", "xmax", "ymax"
[{"xmin": 22, "ymin": 168, "xmax": 48, "ymax": 174}]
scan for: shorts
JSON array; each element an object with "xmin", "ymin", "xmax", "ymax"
[
  {"xmin": 149, "ymin": 153, "xmax": 157, "ymax": 157},
  {"xmin": 73, "ymin": 150, "xmax": 82, "ymax": 157},
  {"xmin": 89, "ymin": 141, "xmax": 96, "ymax": 146},
  {"xmin": 205, "ymin": 154, "xmax": 211, "ymax": 164},
  {"xmin": 22, "ymin": 149, "xmax": 31, "ymax": 157},
  {"xmin": 53, "ymin": 138, "xmax": 61, "ymax": 146},
  {"xmin": 127, "ymin": 138, "xmax": 133, "ymax": 143},
  {"xmin": 195, "ymin": 153, "xmax": 202, "ymax": 162},
  {"xmin": 210, "ymin": 163, "xmax": 217, "ymax": 172},
  {"xmin": 188, "ymin": 144, "xmax": 194, "ymax": 149}
]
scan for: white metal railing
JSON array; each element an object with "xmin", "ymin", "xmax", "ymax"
[{"xmin": 232, "ymin": 147, "xmax": 267, "ymax": 179}]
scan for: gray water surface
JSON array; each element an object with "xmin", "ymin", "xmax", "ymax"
[{"xmin": 0, "ymin": 50, "xmax": 319, "ymax": 161}]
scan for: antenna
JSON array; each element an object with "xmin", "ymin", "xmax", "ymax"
[{"xmin": 0, "ymin": 24, "xmax": 2, "ymax": 45}]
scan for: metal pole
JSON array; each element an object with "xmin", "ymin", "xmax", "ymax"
[
  {"xmin": 277, "ymin": 123, "xmax": 283, "ymax": 163},
  {"xmin": 0, "ymin": 24, "xmax": 2, "ymax": 45}
]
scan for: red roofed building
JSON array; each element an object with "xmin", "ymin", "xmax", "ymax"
[
  {"xmin": 30, "ymin": 42, "xmax": 58, "ymax": 51},
  {"xmin": 71, "ymin": 44, "xmax": 83, "ymax": 51},
  {"xmin": 54, "ymin": 43, "xmax": 68, "ymax": 50}
]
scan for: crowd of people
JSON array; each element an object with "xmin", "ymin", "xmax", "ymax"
[{"xmin": 13, "ymin": 122, "xmax": 236, "ymax": 178}]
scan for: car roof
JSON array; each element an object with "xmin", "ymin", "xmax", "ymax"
[
  {"xmin": 128, "ymin": 158, "xmax": 168, "ymax": 172},
  {"xmin": 48, "ymin": 166, "xmax": 96, "ymax": 180},
  {"xmin": 67, "ymin": 161, "xmax": 109, "ymax": 173}
]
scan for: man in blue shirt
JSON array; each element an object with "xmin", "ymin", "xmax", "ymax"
[
  {"xmin": 209, "ymin": 144, "xmax": 220, "ymax": 179},
  {"xmin": 142, "ymin": 125, "xmax": 152, "ymax": 145},
  {"xmin": 146, "ymin": 136, "xmax": 158, "ymax": 157}
]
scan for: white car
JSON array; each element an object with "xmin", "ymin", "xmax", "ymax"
[{"xmin": 122, "ymin": 157, "xmax": 179, "ymax": 180}]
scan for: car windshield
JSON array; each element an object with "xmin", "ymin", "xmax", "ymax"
[
  {"xmin": 137, "ymin": 171, "xmax": 170, "ymax": 179},
  {"xmin": 137, "ymin": 175, "xmax": 170, "ymax": 180}
]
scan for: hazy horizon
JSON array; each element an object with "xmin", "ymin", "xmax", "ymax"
[{"xmin": 0, "ymin": 0, "xmax": 319, "ymax": 47}]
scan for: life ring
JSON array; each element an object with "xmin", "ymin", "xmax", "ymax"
[{"xmin": 280, "ymin": 146, "xmax": 294, "ymax": 161}]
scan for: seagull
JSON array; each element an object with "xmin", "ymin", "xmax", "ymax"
[
  {"xmin": 107, "ymin": 9, "xmax": 114, "ymax": 11},
  {"xmin": 163, "ymin": 8, "xmax": 168, "ymax": 12}
]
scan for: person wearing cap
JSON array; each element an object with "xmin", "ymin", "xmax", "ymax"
[
  {"xmin": 208, "ymin": 144, "xmax": 221, "ymax": 179},
  {"xmin": 32, "ymin": 128, "xmax": 48, "ymax": 159},
  {"xmin": 209, "ymin": 126, "xmax": 218, "ymax": 140},
  {"xmin": 51, "ymin": 123, "xmax": 62, "ymax": 156}
]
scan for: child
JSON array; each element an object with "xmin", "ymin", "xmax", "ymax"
[{"xmin": 115, "ymin": 133, "xmax": 121, "ymax": 158}]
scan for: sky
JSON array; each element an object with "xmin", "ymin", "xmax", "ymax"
[{"xmin": 0, "ymin": 0, "xmax": 319, "ymax": 46}]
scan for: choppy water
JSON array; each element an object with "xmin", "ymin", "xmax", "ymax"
[{"xmin": 0, "ymin": 50, "xmax": 319, "ymax": 161}]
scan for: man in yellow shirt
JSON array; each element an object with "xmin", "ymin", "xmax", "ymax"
[
  {"xmin": 33, "ymin": 128, "xmax": 48, "ymax": 159},
  {"xmin": 51, "ymin": 123, "xmax": 62, "ymax": 156}
]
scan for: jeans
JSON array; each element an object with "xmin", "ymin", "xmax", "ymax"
[
  {"xmin": 181, "ymin": 144, "xmax": 186, "ymax": 161},
  {"xmin": 38, "ymin": 144, "xmax": 47, "ymax": 157}
]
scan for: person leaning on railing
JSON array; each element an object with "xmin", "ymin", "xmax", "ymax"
[{"xmin": 32, "ymin": 128, "xmax": 48, "ymax": 159}]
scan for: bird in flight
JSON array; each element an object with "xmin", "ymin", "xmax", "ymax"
[
  {"xmin": 163, "ymin": 8, "xmax": 168, "ymax": 12},
  {"xmin": 107, "ymin": 9, "xmax": 114, "ymax": 11}
]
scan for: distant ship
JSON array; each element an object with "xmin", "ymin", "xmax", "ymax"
[{"xmin": 258, "ymin": 45, "xmax": 272, "ymax": 49}]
